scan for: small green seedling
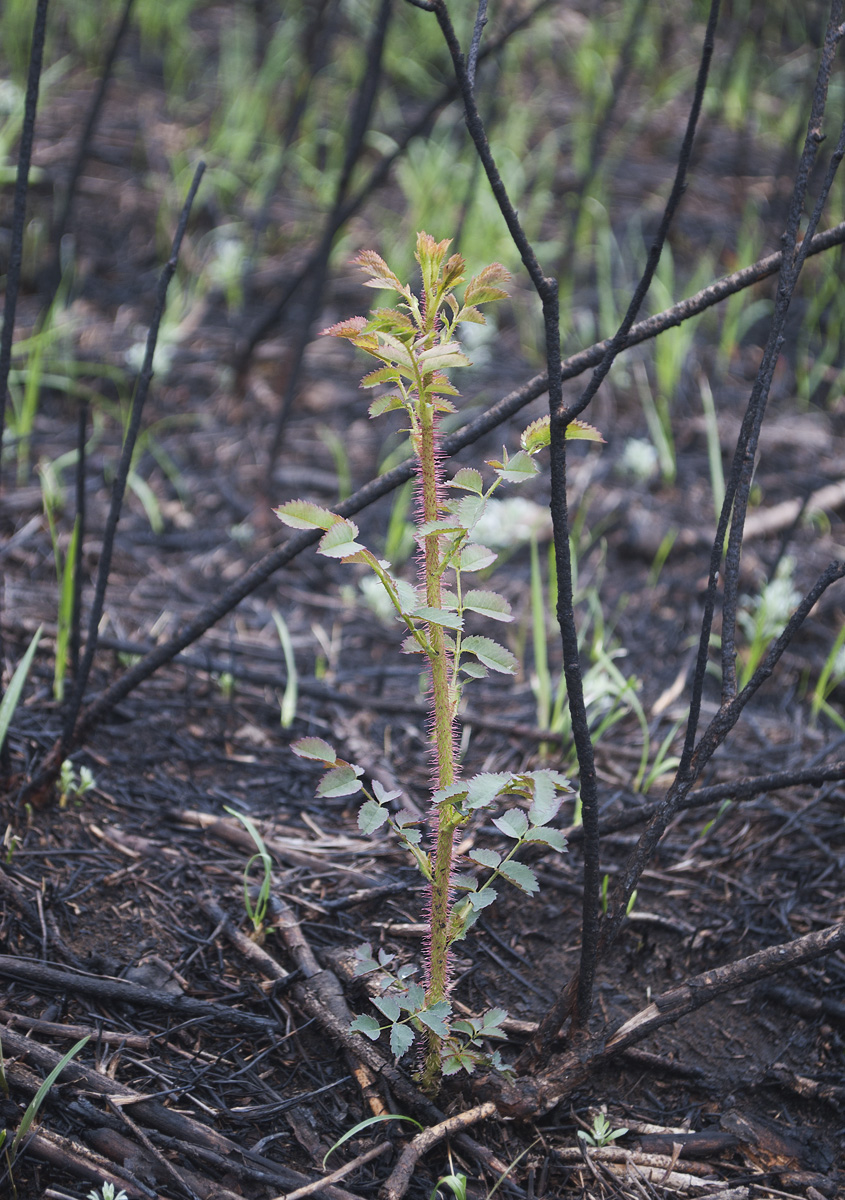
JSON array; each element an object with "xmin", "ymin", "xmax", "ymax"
[
  {"xmin": 58, "ymin": 759, "xmax": 96, "ymax": 807},
  {"xmin": 277, "ymin": 233, "xmax": 602, "ymax": 1094},
  {"xmin": 430, "ymin": 1174, "xmax": 467, "ymax": 1200},
  {"xmin": 87, "ymin": 1184, "xmax": 128, "ymax": 1200},
  {"xmin": 224, "ymin": 808, "xmax": 273, "ymax": 940},
  {"xmin": 577, "ymin": 1111, "xmax": 628, "ymax": 1148}
]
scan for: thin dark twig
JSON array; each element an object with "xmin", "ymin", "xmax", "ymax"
[
  {"xmin": 603, "ymin": 560, "xmax": 845, "ymax": 958},
  {"xmin": 264, "ymin": 0, "xmax": 393, "ymax": 477},
  {"xmin": 22, "ymin": 218, "xmax": 845, "ymax": 800},
  {"xmin": 60, "ymin": 162, "xmax": 206, "ymax": 754},
  {"xmin": 467, "ymin": 0, "xmax": 489, "ymax": 89},
  {"xmin": 564, "ymin": 759, "xmax": 845, "ymax": 841},
  {"xmin": 565, "ymin": 0, "xmax": 722, "ymax": 426},
  {"xmin": 0, "ymin": 0, "xmax": 49, "ymax": 774},
  {"xmin": 50, "ymin": 0, "xmax": 135, "ymax": 254},
  {"xmin": 719, "ymin": 6, "xmax": 845, "ymax": 703}
]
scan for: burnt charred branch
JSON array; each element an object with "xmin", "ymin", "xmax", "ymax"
[{"xmin": 18, "ymin": 215, "xmax": 845, "ymax": 807}]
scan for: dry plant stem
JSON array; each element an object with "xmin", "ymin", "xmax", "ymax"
[
  {"xmin": 264, "ymin": 0, "xmax": 392, "ymax": 474},
  {"xmin": 59, "ymin": 160, "xmax": 206, "ymax": 754},
  {"xmin": 105, "ymin": 1095, "xmax": 204, "ymax": 1200},
  {"xmin": 380, "ymin": 1102, "xmax": 498, "ymax": 1200},
  {"xmin": 553, "ymin": 0, "xmax": 649, "ymax": 277},
  {"xmin": 719, "ymin": 4, "xmax": 845, "ymax": 702},
  {"xmin": 565, "ymin": 0, "xmax": 721, "ymax": 425},
  {"xmin": 19, "ymin": 1129, "xmax": 150, "ymax": 1200},
  {"xmin": 0, "ymin": 953, "xmax": 278, "ymax": 1035},
  {"xmin": 1, "ymin": 1027, "xmax": 367, "ymax": 1200},
  {"xmin": 527, "ymin": 4, "xmax": 845, "ymax": 1059},
  {"xmin": 21, "ymin": 219, "xmax": 845, "ymax": 804},
  {"xmin": 277, "ymin": 1144, "xmax": 391, "ymax": 1200},
  {"xmin": 429, "ymin": 0, "xmax": 720, "ymax": 1033},
  {"xmin": 525, "ymin": 560, "xmax": 845, "ymax": 1063},
  {"xmin": 571, "ymin": 758, "xmax": 845, "ymax": 840}
]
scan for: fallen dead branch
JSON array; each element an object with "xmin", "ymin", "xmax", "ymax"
[
  {"xmin": 0, "ymin": 1022, "xmax": 369, "ymax": 1200},
  {"xmin": 481, "ymin": 921, "xmax": 845, "ymax": 1117},
  {"xmin": 0, "ymin": 953, "xmax": 278, "ymax": 1035}
]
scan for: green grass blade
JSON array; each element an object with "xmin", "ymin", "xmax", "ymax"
[
  {"xmin": 10, "ymin": 1035, "xmax": 89, "ymax": 1158},
  {"xmin": 323, "ymin": 1113, "xmax": 422, "ymax": 1168},
  {"xmin": 0, "ymin": 626, "xmax": 43, "ymax": 753}
]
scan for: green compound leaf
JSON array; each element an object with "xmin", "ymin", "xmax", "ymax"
[
  {"xmin": 417, "ymin": 517, "xmax": 466, "ymax": 537},
  {"xmin": 492, "ymin": 809, "xmax": 529, "ymax": 839},
  {"xmin": 318, "ymin": 519, "xmax": 367, "ymax": 559},
  {"xmin": 416, "ymin": 1001, "xmax": 451, "ymax": 1039},
  {"xmin": 432, "ymin": 782, "xmax": 469, "ymax": 806},
  {"xmin": 372, "ymin": 995, "xmax": 401, "ymax": 1022},
  {"xmin": 317, "ymin": 763, "xmax": 364, "ymax": 798},
  {"xmin": 352, "ymin": 943, "xmax": 380, "ymax": 975},
  {"xmin": 469, "ymin": 848, "xmax": 501, "ymax": 869},
  {"xmin": 448, "ymin": 467, "xmax": 484, "ymax": 494},
  {"xmin": 481, "ymin": 1007, "xmax": 509, "ymax": 1036},
  {"xmin": 461, "ymin": 636, "xmax": 518, "ymax": 675},
  {"xmin": 351, "ymin": 1013, "xmax": 382, "ymax": 1040},
  {"xmin": 493, "ymin": 449, "xmax": 538, "ymax": 483},
  {"xmin": 466, "ymin": 888, "xmax": 497, "ymax": 911},
  {"xmin": 412, "ymin": 606, "xmax": 463, "ymax": 630},
  {"xmin": 454, "ymin": 303, "xmax": 485, "ymax": 325},
  {"xmin": 463, "ymin": 262, "xmax": 511, "ymax": 306},
  {"xmin": 368, "ymin": 394, "xmax": 406, "ymax": 417},
  {"xmin": 401, "ymin": 982, "xmax": 426, "ymax": 1012},
  {"xmin": 497, "ymin": 859, "xmax": 539, "ymax": 894},
  {"xmin": 390, "ymin": 1022, "xmax": 416, "ymax": 1059},
  {"xmin": 462, "ymin": 589, "xmax": 513, "ymax": 623},
  {"xmin": 274, "ymin": 500, "xmax": 338, "ymax": 531},
  {"xmin": 358, "ymin": 799, "xmax": 390, "ymax": 835},
  {"xmin": 355, "ymin": 250, "xmax": 407, "ymax": 293},
  {"xmin": 418, "ymin": 342, "xmax": 471, "ymax": 371},
  {"xmin": 524, "ymin": 826, "xmax": 568, "ymax": 852},
  {"xmin": 566, "ymin": 417, "xmax": 605, "ymax": 442},
  {"xmin": 460, "ymin": 660, "xmax": 488, "ymax": 679},
  {"xmin": 373, "ymin": 779, "xmax": 402, "ymax": 804},
  {"xmin": 460, "ymin": 543, "xmax": 497, "ymax": 572},
  {"xmin": 361, "ymin": 364, "xmax": 402, "ymax": 388},
  {"xmin": 290, "ymin": 737, "xmax": 337, "ymax": 764},
  {"xmin": 464, "ymin": 772, "xmax": 511, "ymax": 809},
  {"xmin": 520, "ymin": 415, "xmax": 551, "ymax": 454},
  {"xmin": 448, "ymin": 493, "xmax": 486, "ymax": 531},
  {"xmin": 520, "ymin": 413, "xmax": 605, "ymax": 450},
  {"xmin": 526, "ymin": 771, "xmax": 564, "ymax": 825}
]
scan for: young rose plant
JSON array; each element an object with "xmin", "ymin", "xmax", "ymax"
[{"xmin": 276, "ymin": 232, "xmax": 602, "ymax": 1094}]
